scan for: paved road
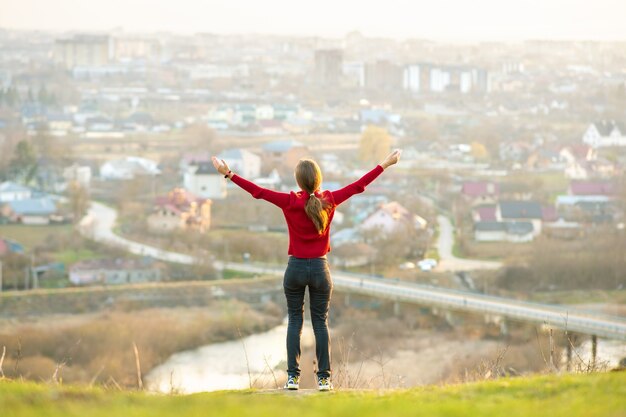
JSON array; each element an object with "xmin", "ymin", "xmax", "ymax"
[
  {"xmin": 79, "ymin": 201, "xmax": 197, "ymax": 265},
  {"xmin": 435, "ymin": 215, "xmax": 502, "ymax": 272},
  {"xmin": 78, "ymin": 202, "xmax": 626, "ymax": 341}
]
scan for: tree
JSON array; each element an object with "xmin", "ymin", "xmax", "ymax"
[
  {"xmin": 471, "ymin": 141, "xmax": 489, "ymax": 160},
  {"xmin": 33, "ymin": 129, "xmax": 73, "ymax": 167},
  {"xmin": 68, "ymin": 180, "xmax": 90, "ymax": 224},
  {"xmin": 359, "ymin": 125, "xmax": 391, "ymax": 164},
  {"xmin": 8, "ymin": 140, "xmax": 38, "ymax": 184}
]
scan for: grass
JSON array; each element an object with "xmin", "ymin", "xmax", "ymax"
[
  {"xmin": 1, "ymin": 372, "xmax": 625, "ymax": 417},
  {"xmin": 221, "ymin": 268, "xmax": 258, "ymax": 279},
  {"xmin": 0, "ymin": 224, "xmax": 74, "ymax": 250},
  {"xmin": 51, "ymin": 248, "xmax": 100, "ymax": 264}
]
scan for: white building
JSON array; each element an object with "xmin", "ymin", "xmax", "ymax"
[
  {"xmin": 474, "ymin": 221, "xmax": 534, "ymax": 243},
  {"xmin": 255, "ymin": 105, "xmax": 275, "ymax": 120},
  {"xmin": 100, "ymin": 156, "xmax": 161, "ymax": 180},
  {"xmin": 403, "ymin": 65, "xmax": 421, "ymax": 92},
  {"xmin": 430, "ymin": 68, "xmax": 451, "ymax": 92},
  {"xmin": 0, "ymin": 182, "xmax": 32, "ymax": 202},
  {"xmin": 63, "ymin": 164, "xmax": 92, "ymax": 188},
  {"xmin": 184, "ymin": 162, "xmax": 227, "ymax": 199},
  {"xmin": 360, "ymin": 201, "xmax": 427, "ymax": 235},
  {"xmin": 582, "ymin": 120, "xmax": 626, "ymax": 148},
  {"xmin": 342, "ymin": 62, "xmax": 366, "ymax": 88},
  {"xmin": 217, "ymin": 149, "xmax": 262, "ymax": 179}
]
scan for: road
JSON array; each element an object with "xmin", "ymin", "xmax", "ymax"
[
  {"xmin": 78, "ymin": 202, "xmax": 626, "ymax": 341},
  {"xmin": 79, "ymin": 201, "xmax": 197, "ymax": 265},
  {"xmin": 435, "ymin": 215, "xmax": 502, "ymax": 272}
]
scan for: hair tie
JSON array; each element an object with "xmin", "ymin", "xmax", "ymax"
[{"xmin": 310, "ymin": 193, "xmax": 315, "ymax": 198}]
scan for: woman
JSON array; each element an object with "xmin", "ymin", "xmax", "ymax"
[{"xmin": 211, "ymin": 149, "xmax": 401, "ymax": 391}]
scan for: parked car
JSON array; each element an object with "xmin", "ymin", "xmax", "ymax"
[{"xmin": 418, "ymin": 258, "xmax": 438, "ymax": 271}]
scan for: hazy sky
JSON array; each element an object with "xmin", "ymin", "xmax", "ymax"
[{"xmin": 1, "ymin": 0, "xmax": 626, "ymax": 41}]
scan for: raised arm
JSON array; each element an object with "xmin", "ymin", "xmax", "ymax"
[
  {"xmin": 330, "ymin": 149, "xmax": 402, "ymax": 206},
  {"xmin": 211, "ymin": 156, "xmax": 289, "ymax": 208}
]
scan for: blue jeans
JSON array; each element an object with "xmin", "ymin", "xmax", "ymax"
[{"xmin": 283, "ymin": 256, "xmax": 333, "ymax": 379}]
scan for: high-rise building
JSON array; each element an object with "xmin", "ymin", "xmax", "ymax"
[
  {"xmin": 314, "ymin": 49, "xmax": 344, "ymax": 86},
  {"xmin": 365, "ymin": 60, "xmax": 402, "ymax": 91},
  {"xmin": 403, "ymin": 65, "xmax": 421, "ymax": 92},
  {"xmin": 54, "ymin": 35, "xmax": 111, "ymax": 69},
  {"xmin": 402, "ymin": 63, "xmax": 489, "ymax": 94},
  {"xmin": 112, "ymin": 36, "xmax": 162, "ymax": 63}
]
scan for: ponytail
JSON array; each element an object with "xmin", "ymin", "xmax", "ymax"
[
  {"xmin": 296, "ymin": 158, "xmax": 330, "ymax": 234},
  {"xmin": 305, "ymin": 194, "xmax": 330, "ymax": 234}
]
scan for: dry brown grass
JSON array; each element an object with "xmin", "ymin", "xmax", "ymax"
[{"xmin": 0, "ymin": 300, "xmax": 282, "ymax": 388}]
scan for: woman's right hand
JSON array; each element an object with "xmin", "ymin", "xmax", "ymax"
[
  {"xmin": 381, "ymin": 149, "xmax": 402, "ymax": 169},
  {"xmin": 211, "ymin": 156, "xmax": 231, "ymax": 176}
]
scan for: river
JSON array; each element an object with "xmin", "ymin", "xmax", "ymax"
[{"xmin": 145, "ymin": 318, "xmax": 314, "ymax": 393}]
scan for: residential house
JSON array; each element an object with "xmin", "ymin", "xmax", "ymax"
[
  {"xmin": 0, "ymin": 182, "xmax": 32, "ymax": 202},
  {"xmin": 147, "ymin": 188, "xmax": 212, "ymax": 234},
  {"xmin": 568, "ymin": 181, "xmax": 614, "ymax": 196},
  {"xmin": 557, "ymin": 180, "xmax": 616, "ymax": 223},
  {"xmin": 63, "ymin": 164, "xmax": 92, "ymax": 188},
  {"xmin": 46, "ymin": 113, "xmax": 73, "ymax": 136},
  {"xmin": 180, "ymin": 152, "xmax": 211, "ymax": 175},
  {"xmin": 360, "ymin": 201, "xmax": 427, "ymax": 235},
  {"xmin": 471, "ymin": 205, "xmax": 497, "ymax": 222},
  {"xmin": 86, "ymin": 115, "xmax": 115, "ymax": 131},
  {"xmin": 100, "ymin": 156, "xmax": 161, "ymax": 180},
  {"xmin": 499, "ymin": 141, "xmax": 532, "ymax": 163},
  {"xmin": 69, "ymin": 258, "xmax": 162, "ymax": 286},
  {"xmin": 1, "ymin": 197, "xmax": 58, "ymax": 225},
  {"xmin": 582, "ymin": 120, "xmax": 626, "ymax": 148},
  {"xmin": 183, "ymin": 162, "xmax": 226, "ymax": 199},
  {"xmin": 283, "ymin": 117, "xmax": 313, "ymax": 134},
  {"xmin": 272, "ymin": 104, "xmax": 299, "ymax": 121},
  {"xmin": 319, "ymin": 154, "xmax": 343, "ymax": 176},
  {"xmin": 461, "ymin": 181, "xmax": 499, "ymax": 206},
  {"xmin": 560, "ymin": 145, "xmax": 617, "ymax": 179},
  {"xmin": 0, "ymin": 238, "xmax": 25, "ymax": 255},
  {"xmin": 217, "ymin": 148, "xmax": 262, "ymax": 179},
  {"xmin": 255, "ymin": 105, "xmax": 274, "ymax": 120},
  {"xmin": 257, "ymin": 119, "xmax": 284, "ymax": 135},
  {"xmin": 233, "ymin": 104, "xmax": 256, "ymax": 126},
  {"xmin": 474, "ymin": 221, "xmax": 534, "ymax": 243},
  {"xmin": 261, "ymin": 140, "xmax": 309, "ymax": 176},
  {"xmin": 122, "ymin": 111, "xmax": 155, "ymax": 132},
  {"xmin": 348, "ymin": 194, "xmax": 389, "ymax": 224},
  {"xmin": 496, "ymin": 200, "xmax": 543, "ymax": 236}
]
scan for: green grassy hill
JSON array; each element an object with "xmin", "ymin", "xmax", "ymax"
[{"xmin": 1, "ymin": 372, "xmax": 625, "ymax": 417}]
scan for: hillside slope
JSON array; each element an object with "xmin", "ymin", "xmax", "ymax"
[{"xmin": 1, "ymin": 372, "xmax": 625, "ymax": 417}]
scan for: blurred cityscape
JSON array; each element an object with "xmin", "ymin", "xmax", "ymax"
[{"xmin": 0, "ymin": 27, "xmax": 625, "ymax": 390}]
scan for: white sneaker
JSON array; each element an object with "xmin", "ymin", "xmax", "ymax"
[
  {"xmin": 284, "ymin": 375, "xmax": 299, "ymax": 390},
  {"xmin": 317, "ymin": 376, "xmax": 333, "ymax": 391}
]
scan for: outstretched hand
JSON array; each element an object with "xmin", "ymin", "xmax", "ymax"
[
  {"xmin": 381, "ymin": 149, "xmax": 402, "ymax": 169},
  {"xmin": 211, "ymin": 156, "xmax": 230, "ymax": 176}
]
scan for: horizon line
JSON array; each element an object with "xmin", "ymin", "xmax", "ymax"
[{"xmin": 2, "ymin": 25, "xmax": 626, "ymax": 45}]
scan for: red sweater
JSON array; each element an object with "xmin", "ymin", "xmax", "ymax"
[{"xmin": 231, "ymin": 164, "xmax": 385, "ymax": 258}]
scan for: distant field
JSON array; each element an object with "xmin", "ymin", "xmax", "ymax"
[
  {"xmin": 0, "ymin": 224, "xmax": 74, "ymax": 250},
  {"xmin": 1, "ymin": 372, "xmax": 625, "ymax": 417}
]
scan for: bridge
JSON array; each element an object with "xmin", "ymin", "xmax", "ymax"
[{"xmin": 220, "ymin": 261, "xmax": 626, "ymax": 342}]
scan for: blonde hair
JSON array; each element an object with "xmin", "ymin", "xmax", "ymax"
[{"xmin": 295, "ymin": 158, "xmax": 330, "ymax": 234}]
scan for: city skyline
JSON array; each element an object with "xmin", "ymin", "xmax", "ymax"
[{"xmin": 1, "ymin": 0, "xmax": 626, "ymax": 42}]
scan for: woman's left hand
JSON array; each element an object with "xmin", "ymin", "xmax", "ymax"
[{"xmin": 211, "ymin": 156, "xmax": 230, "ymax": 175}]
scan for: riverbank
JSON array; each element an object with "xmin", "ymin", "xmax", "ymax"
[
  {"xmin": 2, "ymin": 372, "xmax": 625, "ymax": 417},
  {"xmin": 0, "ymin": 300, "xmax": 283, "ymax": 388}
]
